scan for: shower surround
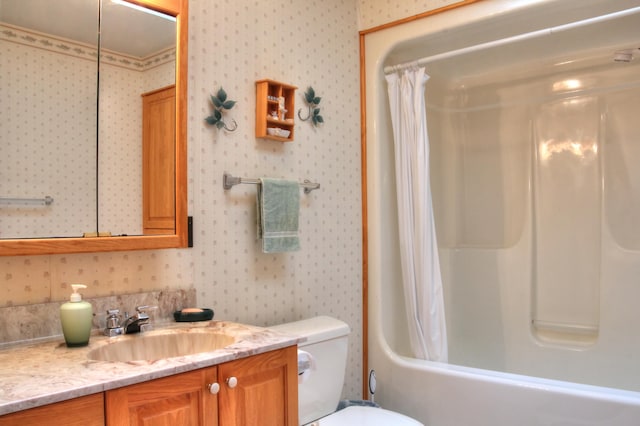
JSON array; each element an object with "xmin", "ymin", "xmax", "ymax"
[
  {"xmin": 428, "ymin": 41, "xmax": 640, "ymax": 390},
  {"xmin": 364, "ymin": 0, "xmax": 640, "ymax": 424}
]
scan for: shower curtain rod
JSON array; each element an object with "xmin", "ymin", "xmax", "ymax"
[{"xmin": 384, "ymin": 6, "xmax": 640, "ymax": 75}]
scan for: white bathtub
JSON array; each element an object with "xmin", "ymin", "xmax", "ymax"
[{"xmin": 364, "ymin": 0, "xmax": 640, "ymax": 424}]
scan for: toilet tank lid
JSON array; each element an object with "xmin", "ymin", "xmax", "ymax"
[{"xmin": 270, "ymin": 316, "xmax": 350, "ymax": 346}]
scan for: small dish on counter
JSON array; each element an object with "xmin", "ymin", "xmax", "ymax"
[{"xmin": 173, "ymin": 307, "xmax": 214, "ymax": 322}]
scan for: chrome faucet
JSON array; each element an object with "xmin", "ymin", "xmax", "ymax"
[
  {"xmin": 122, "ymin": 305, "xmax": 154, "ymax": 334},
  {"xmin": 104, "ymin": 305, "xmax": 155, "ymax": 336}
]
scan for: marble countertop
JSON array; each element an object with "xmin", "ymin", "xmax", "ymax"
[{"xmin": 0, "ymin": 320, "xmax": 302, "ymax": 416}]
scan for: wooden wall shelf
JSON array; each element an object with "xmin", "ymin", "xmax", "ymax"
[{"xmin": 255, "ymin": 79, "xmax": 297, "ymax": 142}]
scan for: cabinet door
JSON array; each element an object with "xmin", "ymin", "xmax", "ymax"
[
  {"xmin": 105, "ymin": 367, "xmax": 218, "ymax": 426},
  {"xmin": 0, "ymin": 393, "xmax": 104, "ymax": 426},
  {"xmin": 142, "ymin": 85, "xmax": 176, "ymax": 235},
  {"xmin": 218, "ymin": 346, "xmax": 298, "ymax": 426}
]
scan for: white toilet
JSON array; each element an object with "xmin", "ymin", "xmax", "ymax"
[{"xmin": 272, "ymin": 316, "xmax": 423, "ymax": 426}]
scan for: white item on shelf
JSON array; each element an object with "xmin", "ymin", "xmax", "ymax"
[{"xmin": 266, "ymin": 128, "xmax": 290, "ymax": 138}]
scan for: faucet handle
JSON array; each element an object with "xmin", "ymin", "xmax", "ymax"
[
  {"xmin": 135, "ymin": 305, "xmax": 157, "ymax": 319},
  {"xmin": 135, "ymin": 305, "xmax": 157, "ymax": 333},
  {"xmin": 105, "ymin": 309, "xmax": 121, "ymax": 328},
  {"xmin": 104, "ymin": 309, "xmax": 124, "ymax": 336}
]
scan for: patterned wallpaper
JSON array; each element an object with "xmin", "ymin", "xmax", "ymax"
[
  {"xmin": 1, "ymin": 0, "xmax": 364, "ymax": 398},
  {"xmin": 358, "ymin": 0, "xmax": 462, "ymax": 30},
  {"xmin": 188, "ymin": 0, "xmax": 363, "ymax": 396}
]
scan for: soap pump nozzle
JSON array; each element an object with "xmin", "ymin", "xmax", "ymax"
[{"xmin": 70, "ymin": 284, "xmax": 87, "ymax": 302}]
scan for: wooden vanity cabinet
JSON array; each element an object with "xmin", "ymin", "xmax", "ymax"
[
  {"xmin": 0, "ymin": 393, "xmax": 105, "ymax": 426},
  {"xmin": 105, "ymin": 367, "xmax": 217, "ymax": 426},
  {"xmin": 105, "ymin": 346, "xmax": 298, "ymax": 426},
  {"xmin": 0, "ymin": 347, "xmax": 297, "ymax": 426},
  {"xmin": 218, "ymin": 345, "xmax": 298, "ymax": 426}
]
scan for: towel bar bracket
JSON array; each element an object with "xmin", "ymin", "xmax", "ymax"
[
  {"xmin": 302, "ymin": 180, "xmax": 319, "ymax": 194},
  {"xmin": 223, "ymin": 172, "xmax": 242, "ymax": 190}
]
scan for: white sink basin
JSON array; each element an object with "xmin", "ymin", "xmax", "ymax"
[{"xmin": 88, "ymin": 329, "xmax": 238, "ymax": 362}]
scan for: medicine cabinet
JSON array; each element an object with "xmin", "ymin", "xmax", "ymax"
[{"xmin": 0, "ymin": 0, "xmax": 188, "ymax": 255}]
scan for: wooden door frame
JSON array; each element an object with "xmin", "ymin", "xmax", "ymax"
[{"xmin": 358, "ymin": 0, "xmax": 483, "ymax": 398}]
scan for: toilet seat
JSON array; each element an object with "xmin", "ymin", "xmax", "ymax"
[{"xmin": 308, "ymin": 406, "xmax": 423, "ymax": 425}]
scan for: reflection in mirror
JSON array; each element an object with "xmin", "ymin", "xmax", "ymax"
[
  {"xmin": 98, "ymin": 0, "xmax": 176, "ymax": 236},
  {"xmin": 0, "ymin": 0, "xmax": 176, "ymax": 239},
  {"xmin": 0, "ymin": 0, "xmax": 100, "ymax": 239},
  {"xmin": 0, "ymin": 0, "xmax": 188, "ymax": 255}
]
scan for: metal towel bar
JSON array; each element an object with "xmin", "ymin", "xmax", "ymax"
[
  {"xmin": 0, "ymin": 196, "xmax": 54, "ymax": 206},
  {"xmin": 223, "ymin": 172, "xmax": 320, "ymax": 194}
]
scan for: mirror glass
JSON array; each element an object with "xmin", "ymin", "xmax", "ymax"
[
  {"xmin": 0, "ymin": 0, "xmax": 177, "ymax": 239},
  {"xmin": 0, "ymin": 0, "xmax": 99, "ymax": 239},
  {"xmin": 98, "ymin": 0, "xmax": 177, "ymax": 237}
]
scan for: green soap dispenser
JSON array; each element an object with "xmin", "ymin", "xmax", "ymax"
[{"xmin": 60, "ymin": 284, "xmax": 93, "ymax": 347}]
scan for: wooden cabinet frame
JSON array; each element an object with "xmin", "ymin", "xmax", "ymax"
[{"xmin": 255, "ymin": 79, "xmax": 297, "ymax": 142}]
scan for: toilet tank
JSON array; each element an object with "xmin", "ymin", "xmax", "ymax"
[{"xmin": 271, "ymin": 316, "xmax": 350, "ymax": 425}]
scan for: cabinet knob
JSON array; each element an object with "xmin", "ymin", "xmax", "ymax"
[
  {"xmin": 207, "ymin": 382, "xmax": 220, "ymax": 394},
  {"xmin": 226, "ymin": 376, "xmax": 238, "ymax": 388}
]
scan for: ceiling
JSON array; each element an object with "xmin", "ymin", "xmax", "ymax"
[{"xmin": 0, "ymin": 0, "xmax": 175, "ymax": 58}]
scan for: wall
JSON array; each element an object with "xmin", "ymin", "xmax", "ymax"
[
  {"xmin": 0, "ymin": 0, "xmax": 363, "ymax": 398},
  {"xmin": 188, "ymin": 0, "xmax": 363, "ymax": 396},
  {"xmin": 358, "ymin": 0, "xmax": 462, "ymax": 29}
]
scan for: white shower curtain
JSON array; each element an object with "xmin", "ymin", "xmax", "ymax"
[{"xmin": 385, "ymin": 67, "xmax": 448, "ymax": 362}]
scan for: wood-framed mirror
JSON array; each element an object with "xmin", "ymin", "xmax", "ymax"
[{"xmin": 0, "ymin": 0, "xmax": 188, "ymax": 256}]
